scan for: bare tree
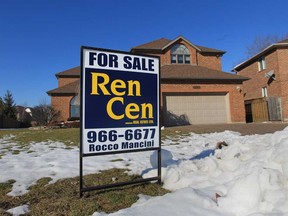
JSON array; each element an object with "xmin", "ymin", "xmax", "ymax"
[
  {"xmin": 33, "ymin": 103, "xmax": 60, "ymax": 126},
  {"xmin": 245, "ymin": 34, "xmax": 288, "ymax": 57}
]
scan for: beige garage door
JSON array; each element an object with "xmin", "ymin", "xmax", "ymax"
[{"xmin": 164, "ymin": 93, "xmax": 230, "ymax": 125}]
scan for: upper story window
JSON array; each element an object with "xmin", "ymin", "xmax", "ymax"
[
  {"xmin": 258, "ymin": 57, "xmax": 266, "ymax": 71},
  {"xmin": 262, "ymin": 87, "xmax": 268, "ymax": 97},
  {"xmin": 171, "ymin": 44, "xmax": 190, "ymax": 64}
]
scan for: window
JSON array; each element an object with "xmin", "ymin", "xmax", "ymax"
[
  {"xmin": 258, "ymin": 57, "xmax": 266, "ymax": 71},
  {"xmin": 171, "ymin": 44, "xmax": 190, "ymax": 64},
  {"xmin": 262, "ymin": 87, "xmax": 268, "ymax": 97},
  {"xmin": 70, "ymin": 96, "xmax": 80, "ymax": 118}
]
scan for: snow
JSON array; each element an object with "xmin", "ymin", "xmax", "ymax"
[
  {"xmin": 6, "ymin": 204, "xmax": 29, "ymax": 216},
  {"xmin": 1, "ymin": 127, "xmax": 288, "ymax": 215}
]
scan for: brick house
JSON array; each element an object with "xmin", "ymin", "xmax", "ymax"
[
  {"xmin": 47, "ymin": 36, "xmax": 248, "ymax": 125},
  {"xmin": 233, "ymin": 38, "xmax": 288, "ymax": 122}
]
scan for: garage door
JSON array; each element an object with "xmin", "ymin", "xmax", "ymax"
[{"xmin": 164, "ymin": 93, "xmax": 230, "ymax": 126}]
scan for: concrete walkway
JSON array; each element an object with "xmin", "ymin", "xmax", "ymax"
[{"xmin": 167, "ymin": 122, "xmax": 288, "ymax": 135}]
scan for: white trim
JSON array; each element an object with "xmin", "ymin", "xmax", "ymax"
[
  {"xmin": 262, "ymin": 87, "xmax": 268, "ymax": 97},
  {"xmin": 258, "ymin": 57, "xmax": 266, "ymax": 71}
]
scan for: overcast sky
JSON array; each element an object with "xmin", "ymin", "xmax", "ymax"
[{"xmin": 1, "ymin": 0, "xmax": 287, "ymax": 106}]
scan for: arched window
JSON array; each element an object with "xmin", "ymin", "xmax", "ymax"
[
  {"xmin": 171, "ymin": 44, "xmax": 190, "ymax": 64},
  {"xmin": 70, "ymin": 96, "xmax": 80, "ymax": 118}
]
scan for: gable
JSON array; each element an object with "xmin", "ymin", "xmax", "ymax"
[{"xmin": 131, "ymin": 36, "xmax": 225, "ymax": 55}]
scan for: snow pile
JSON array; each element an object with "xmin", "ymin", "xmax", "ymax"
[
  {"xmin": 93, "ymin": 188, "xmax": 228, "ymax": 216},
  {"xmin": 1, "ymin": 127, "xmax": 288, "ymax": 215},
  {"xmin": 150, "ymin": 148, "xmax": 176, "ymax": 168}
]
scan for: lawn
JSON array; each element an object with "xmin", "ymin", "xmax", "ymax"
[
  {"xmin": 2, "ymin": 127, "xmax": 288, "ymax": 215},
  {"xmin": 0, "ymin": 128, "xmax": 178, "ymax": 215}
]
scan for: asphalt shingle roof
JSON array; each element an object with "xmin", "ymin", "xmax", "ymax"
[
  {"xmin": 55, "ymin": 66, "xmax": 80, "ymax": 77},
  {"xmin": 131, "ymin": 38, "xmax": 172, "ymax": 50},
  {"xmin": 47, "ymin": 80, "xmax": 79, "ymax": 95},
  {"xmin": 131, "ymin": 37, "xmax": 225, "ymax": 54},
  {"xmin": 161, "ymin": 65, "xmax": 249, "ymax": 81},
  {"xmin": 48, "ymin": 36, "xmax": 248, "ymax": 95}
]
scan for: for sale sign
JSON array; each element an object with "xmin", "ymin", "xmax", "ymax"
[{"xmin": 81, "ymin": 47, "xmax": 160, "ymax": 155}]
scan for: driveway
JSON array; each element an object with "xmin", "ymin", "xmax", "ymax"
[{"xmin": 166, "ymin": 122, "xmax": 288, "ymax": 135}]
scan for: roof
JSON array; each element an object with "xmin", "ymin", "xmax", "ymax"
[
  {"xmin": 47, "ymin": 80, "xmax": 79, "ymax": 95},
  {"xmin": 131, "ymin": 36, "xmax": 226, "ymax": 54},
  {"xmin": 55, "ymin": 66, "xmax": 80, "ymax": 78},
  {"xmin": 47, "ymin": 65, "xmax": 248, "ymax": 96},
  {"xmin": 234, "ymin": 38, "xmax": 288, "ymax": 71},
  {"xmin": 277, "ymin": 38, "xmax": 288, "ymax": 43},
  {"xmin": 161, "ymin": 65, "xmax": 249, "ymax": 81},
  {"xmin": 131, "ymin": 38, "xmax": 171, "ymax": 50}
]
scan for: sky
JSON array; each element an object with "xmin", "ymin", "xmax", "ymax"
[
  {"xmin": 2, "ymin": 128, "xmax": 288, "ymax": 215},
  {"xmin": 1, "ymin": 0, "xmax": 288, "ymax": 107}
]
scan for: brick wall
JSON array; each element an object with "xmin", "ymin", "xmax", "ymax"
[
  {"xmin": 277, "ymin": 48, "xmax": 288, "ymax": 121},
  {"xmin": 161, "ymin": 82, "xmax": 246, "ymax": 123},
  {"xmin": 237, "ymin": 48, "xmax": 288, "ymax": 121},
  {"xmin": 237, "ymin": 50, "xmax": 281, "ymax": 100},
  {"xmin": 197, "ymin": 53, "xmax": 222, "ymax": 71},
  {"xmin": 49, "ymin": 39, "xmax": 242, "ymax": 124},
  {"xmin": 51, "ymin": 95, "xmax": 74, "ymax": 121},
  {"xmin": 158, "ymin": 39, "xmax": 222, "ymax": 70},
  {"xmin": 51, "ymin": 82, "xmax": 246, "ymax": 123}
]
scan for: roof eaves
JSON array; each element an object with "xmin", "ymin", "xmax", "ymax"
[
  {"xmin": 196, "ymin": 45, "xmax": 226, "ymax": 54},
  {"xmin": 233, "ymin": 42, "xmax": 288, "ymax": 71},
  {"xmin": 161, "ymin": 77, "xmax": 249, "ymax": 83},
  {"xmin": 55, "ymin": 66, "xmax": 80, "ymax": 78},
  {"xmin": 162, "ymin": 35, "xmax": 202, "ymax": 51},
  {"xmin": 56, "ymin": 74, "xmax": 80, "ymax": 78},
  {"xmin": 47, "ymin": 80, "xmax": 79, "ymax": 96},
  {"xmin": 130, "ymin": 38, "xmax": 172, "ymax": 52},
  {"xmin": 130, "ymin": 48, "xmax": 164, "ymax": 52}
]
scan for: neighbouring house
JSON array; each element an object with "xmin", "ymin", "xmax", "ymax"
[
  {"xmin": 47, "ymin": 67, "xmax": 80, "ymax": 122},
  {"xmin": 233, "ymin": 38, "xmax": 288, "ymax": 123},
  {"xmin": 47, "ymin": 35, "xmax": 248, "ymax": 126},
  {"xmin": 15, "ymin": 106, "xmax": 34, "ymax": 127}
]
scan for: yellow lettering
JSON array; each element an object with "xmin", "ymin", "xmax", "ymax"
[
  {"xmin": 90, "ymin": 73, "xmax": 141, "ymax": 97},
  {"xmin": 106, "ymin": 99, "xmax": 154, "ymax": 121},
  {"xmin": 125, "ymin": 103, "xmax": 139, "ymax": 119},
  {"xmin": 106, "ymin": 97, "xmax": 124, "ymax": 120},
  {"xmin": 90, "ymin": 73, "xmax": 153, "ymax": 121},
  {"xmin": 127, "ymin": 80, "xmax": 141, "ymax": 96},
  {"xmin": 110, "ymin": 79, "xmax": 126, "ymax": 96},
  {"xmin": 91, "ymin": 72, "xmax": 110, "ymax": 95},
  {"xmin": 141, "ymin": 103, "xmax": 153, "ymax": 119}
]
